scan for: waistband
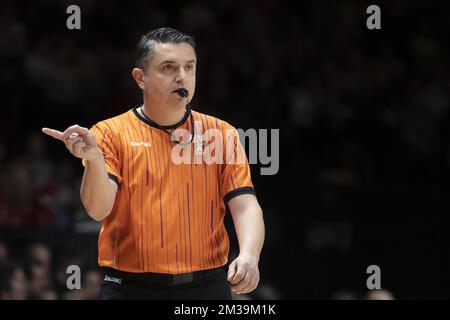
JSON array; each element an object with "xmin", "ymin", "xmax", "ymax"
[{"xmin": 101, "ymin": 266, "xmax": 225, "ymax": 287}]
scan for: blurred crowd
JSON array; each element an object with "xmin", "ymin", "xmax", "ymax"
[
  {"xmin": 0, "ymin": 240, "xmax": 282, "ymax": 300},
  {"xmin": 0, "ymin": 0, "xmax": 449, "ymax": 299},
  {"xmin": 0, "ymin": 132, "xmax": 88, "ymax": 230},
  {"xmin": 0, "ymin": 240, "xmax": 101, "ymax": 299}
]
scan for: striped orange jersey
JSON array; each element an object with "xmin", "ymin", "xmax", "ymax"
[{"xmin": 84, "ymin": 107, "xmax": 255, "ymax": 274}]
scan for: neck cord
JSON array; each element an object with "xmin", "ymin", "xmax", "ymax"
[{"xmin": 140, "ymin": 105, "xmax": 195, "ymax": 145}]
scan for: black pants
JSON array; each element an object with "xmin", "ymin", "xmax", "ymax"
[{"xmin": 100, "ymin": 266, "xmax": 232, "ymax": 300}]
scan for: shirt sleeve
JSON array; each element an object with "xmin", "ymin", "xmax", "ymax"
[
  {"xmin": 220, "ymin": 123, "xmax": 256, "ymax": 203},
  {"xmin": 82, "ymin": 121, "xmax": 122, "ymax": 186}
]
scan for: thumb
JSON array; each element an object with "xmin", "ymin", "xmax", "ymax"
[{"xmin": 227, "ymin": 260, "xmax": 237, "ymax": 281}]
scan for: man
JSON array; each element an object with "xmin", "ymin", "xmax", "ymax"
[{"xmin": 42, "ymin": 27, "xmax": 265, "ymax": 300}]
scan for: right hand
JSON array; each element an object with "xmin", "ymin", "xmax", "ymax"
[{"xmin": 42, "ymin": 124, "xmax": 103, "ymax": 161}]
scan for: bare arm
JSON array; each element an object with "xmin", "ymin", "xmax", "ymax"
[
  {"xmin": 226, "ymin": 193, "xmax": 265, "ymax": 294},
  {"xmin": 80, "ymin": 156, "xmax": 118, "ymax": 221},
  {"xmin": 42, "ymin": 125, "xmax": 117, "ymax": 221}
]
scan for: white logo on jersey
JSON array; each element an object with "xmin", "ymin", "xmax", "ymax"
[{"xmin": 130, "ymin": 141, "xmax": 151, "ymax": 147}]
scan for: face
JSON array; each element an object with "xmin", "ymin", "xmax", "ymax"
[
  {"xmin": 10, "ymin": 268, "xmax": 27, "ymax": 300},
  {"xmin": 133, "ymin": 42, "xmax": 196, "ymax": 109}
]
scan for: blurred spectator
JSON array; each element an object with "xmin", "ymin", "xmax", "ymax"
[
  {"xmin": 0, "ymin": 240, "xmax": 9, "ymax": 267},
  {"xmin": 26, "ymin": 263, "xmax": 53, "ymax": 299},
  {"xmin": 25, "ymin": 133, "xmax": 52, "ymax": 190},
  {"xmin": 25, "ymin": 243, "xmax": 52, "ymax": 272},
  {"xmin": 80, "ymin": 269, "xmax": 102, "ymax": 300},
  {"xmin": 0, "ymin": 263, "xmax": 28, "ymax": 300},
  {"xmin": 0, "ymin": 159, "xmax": 56, "ymax": 228}
]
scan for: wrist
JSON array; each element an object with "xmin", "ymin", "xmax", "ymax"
[
  {"xmin": 238, "ymin": 251, "xmax": 260, "ymax": 264},
  {"xmin": 85, "ymin": 149, "xmax": 104, "ymax": 163}
]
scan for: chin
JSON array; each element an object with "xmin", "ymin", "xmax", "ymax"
[{"xmin": 169, "ymin": 99, "xmax": 187, "ymax": 109}]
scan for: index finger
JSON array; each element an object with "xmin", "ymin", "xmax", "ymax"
[{"xmin": 42, "ymin": 128, "xmax": 64, "ymax": 141}]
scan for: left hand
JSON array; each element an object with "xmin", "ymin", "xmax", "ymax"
[{"xmin": 227, "ymin": 254, "xmax": 260, "ymax": 294}]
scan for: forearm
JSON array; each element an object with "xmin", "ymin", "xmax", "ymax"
[
  {"xmin": 80, "ymin": 156, "xmax": 116, "ymax": 221},
  {"xmin": 232, "ymin": 205, "xmax": 265, "ymax": 260}
]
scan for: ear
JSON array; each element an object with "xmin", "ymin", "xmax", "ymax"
[{"xmin": 132, "ymin": 68, "xmax": 146, "ymax": 90}]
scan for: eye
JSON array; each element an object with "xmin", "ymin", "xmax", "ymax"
[
  {"xmin": 185, "ymin": 65, "xmax": 194, "ymax": 71},
  {"xmin": 162, "ymin": 65, "xmax": 174, "ymax": 71}
]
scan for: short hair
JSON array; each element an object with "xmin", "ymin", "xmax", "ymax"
[{"xmin": 135, "ymin": 27, "xmax": 196, "ymax": 70}]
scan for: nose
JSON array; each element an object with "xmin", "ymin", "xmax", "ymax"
[{"xmin": 174, "ymin": 68, "xmax": 186, "ymax": 83}]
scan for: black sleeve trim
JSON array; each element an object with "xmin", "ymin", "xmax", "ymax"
[
  {"xmin": 223, "ymin": 187, "xmax": 256, "ymax": 203},
  {"xmin": 108, "ymin": 173, "xmax": 120, "ymax": 187}
]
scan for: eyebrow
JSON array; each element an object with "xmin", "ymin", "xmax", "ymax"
[{"xmin": 159, "ymin": 59, "xmax": 196, "ymax": 65}]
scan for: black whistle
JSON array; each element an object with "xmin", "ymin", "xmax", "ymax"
[{"xmin": 176, "ymin": 88, "xmax": 189, "ymax": 98}]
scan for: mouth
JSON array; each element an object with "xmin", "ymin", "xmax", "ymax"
[{"xmin": 173, "ymin": 88, "xmax": 189, "ymax": 98}]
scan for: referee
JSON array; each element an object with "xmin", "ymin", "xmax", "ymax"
[{"xmin": 42, "ymin": 27, "xmax": 265, "ymax": 300}]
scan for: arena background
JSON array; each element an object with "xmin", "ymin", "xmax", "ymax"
[{"xmin": 0, "ymin": 0, "xmax": 449, "ymax": 299}]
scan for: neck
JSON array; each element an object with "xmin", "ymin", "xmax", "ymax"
[{"xmin": 141, "ymin": 102, "xmax": 186, "ymax": 126}]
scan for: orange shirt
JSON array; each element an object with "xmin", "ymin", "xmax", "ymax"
[{"xmin": 85, "ymin": 107, "xmax": 255, "ymax": 274}]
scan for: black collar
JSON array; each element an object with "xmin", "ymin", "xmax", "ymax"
[{"xmin": 132, "ymin": 105, "xmax": 191, "ymax": 130}]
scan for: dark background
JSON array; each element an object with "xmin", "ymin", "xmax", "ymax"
[{"xmin": 0, "ymin": 0, "xmax": 449, "ymax": 299}]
